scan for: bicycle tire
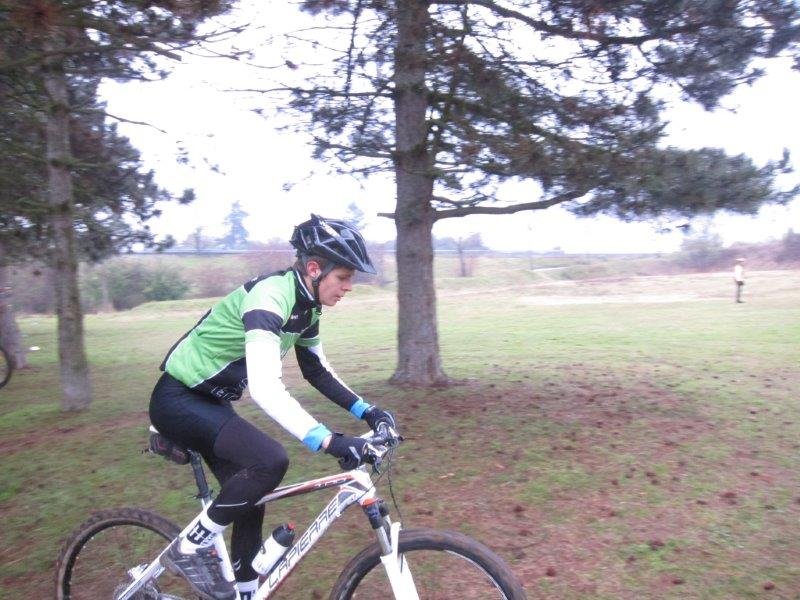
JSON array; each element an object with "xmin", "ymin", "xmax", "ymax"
[
  {"xmin": 0, "ymin": 344, "xmax": 12, "ymax": 390},
  {"xmin": 330, "ymin": 527, "xmax": 528, "ymax": 600},
  {"xmin": 55, "ymin": 507, "xmax": 196, "ymax": 600}
]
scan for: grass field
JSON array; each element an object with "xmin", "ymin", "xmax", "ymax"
[{"xmin": 1, "ymin": 266, "xmax": 799, "ymax": 599}]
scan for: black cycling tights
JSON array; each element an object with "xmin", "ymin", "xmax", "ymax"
[
  {"xmin": 206, "ymin": 416, "xmax": 289, "ymax": 580},
  {"xmin": 150, "ymin": 373, "xmax": 289, "ymax": 582}
]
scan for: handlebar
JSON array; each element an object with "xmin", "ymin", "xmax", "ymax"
[
  {"xmin": 364, "ymin": 422, "xmax": 401, "ymax": 446},
  {"xmin": 361, "ymin": 423, "xmax": 402, "ymax": 469}
]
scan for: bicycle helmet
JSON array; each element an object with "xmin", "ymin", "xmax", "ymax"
[{"xmin": 290, "ymin": 214, "xmax": 377, "ymax": 275}]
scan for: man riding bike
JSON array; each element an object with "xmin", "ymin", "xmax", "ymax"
[{"xmin": 149, "ymin": 214, "xmax": 396, "ymax": 600}]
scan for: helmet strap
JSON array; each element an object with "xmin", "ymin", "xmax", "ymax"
[{"xmin": 304, "ymin": 258, "xmax": 336, "ymax": 307}]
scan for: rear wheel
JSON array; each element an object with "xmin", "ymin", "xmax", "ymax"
[
  {"xmin": 55, "ymin": 507, "xmax": 196, "ymax": 600},
  {"xmin": 330, "ymin": 527, "xmax": 527, "ymax": 600}
]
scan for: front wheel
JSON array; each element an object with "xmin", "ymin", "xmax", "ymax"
[
  {"xmin": 330, "ymin": 527, "xmax": 527, "ymax": 600},
  {"xmin": 55, "ymin": 507, "xmax": 196, "ymax": 600}
]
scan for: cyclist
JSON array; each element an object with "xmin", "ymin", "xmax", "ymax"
[
  {"xmin": 733, "ymin": 257, "xmax": 745, "ymax": 303},
  {"xmin": 149, "ymin": 214, "xmax": 396, "ymax": 600}
]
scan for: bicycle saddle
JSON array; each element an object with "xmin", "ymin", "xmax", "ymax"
[{"xmin": 147, "ymin": 426, "xmax": 191, "ymax": 465}]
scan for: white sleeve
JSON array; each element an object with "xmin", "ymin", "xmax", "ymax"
[{"xmin": 246, "ymin": 337, "xmax": 321, "ymax": 442}]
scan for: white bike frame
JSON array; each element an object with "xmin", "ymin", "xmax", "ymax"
[{"xmin": 116, "ymin": 464, "xmax": 418, "ymax": 600}]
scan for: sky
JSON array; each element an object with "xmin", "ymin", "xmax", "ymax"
[{"xmin": 100, "ymin": 3, "xmax": 800, "ymax": 254}]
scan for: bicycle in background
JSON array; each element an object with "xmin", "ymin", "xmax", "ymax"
[
  {"xmin": 0, "ymin": 343, "xmax": 12, "ymax": 390},
  {"xmin": 56, "ymin": 423, "xmax": 527, "ymax": 599},
  {"xmin": 0, "ymin": 283, "xmax": 14, "ymax": 390}
]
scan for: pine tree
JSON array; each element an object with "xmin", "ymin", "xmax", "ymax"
[
  {"xmin": 0, "ymin": 0, "xmax": 236, "ymax": 409},
  {"xmin": 273, "ymin": 0, "xmax": 800, "ymax": 385},
  {"xmin": 222, "ymin": 201, "xmax": 250, "ymax": 249}
]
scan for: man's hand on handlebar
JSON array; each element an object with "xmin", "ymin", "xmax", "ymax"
[
  {"xmin": 362, "ymin": 405, "xmax": 396, "ymax": 432},
  {"xmin": 369, "ymin": 422, "xmax": 401, "ymax": 447},
  {"xmin": 322, "ymin": 424, "xmax": 402, "ymax": 471},
  {"xmin": 324, "ymin": 433, "xmax": 372, "ymax": 470}
]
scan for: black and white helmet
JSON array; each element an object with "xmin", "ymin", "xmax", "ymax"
[{"xmin": 290, "ymin": 214, "xmax": 376, "ymax": 274}]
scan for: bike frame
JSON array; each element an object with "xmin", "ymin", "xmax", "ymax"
[{"xmin": 116, "ymin": 465, "xmax": 417, "ymax": 600}]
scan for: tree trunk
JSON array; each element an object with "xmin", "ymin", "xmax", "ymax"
[
  {"xmin": 98, "ymin": 264, "xmax": 114, "ymax": 312},
  {"xmin": 458, "ymin": 243, "xmax": 467, "ymax": 277},
  {"xmin": 0, "ymin": 244, "xmax": 28, "ymax": 370},
  {"xmin": 390, "ymin": 0, "xmax": 449, "ymax": 386},
  {"xmin": 43, "ymin": 33, "xmax": 92, "ymax": 410}
]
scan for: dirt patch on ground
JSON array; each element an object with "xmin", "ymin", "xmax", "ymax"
[
  {"xmin": 0, "ymin": 410, "xmax": 149, "ymax": 456},
  {"xmin": 392, "ymin": 374, "xmax": 800, "ymax": 598}
]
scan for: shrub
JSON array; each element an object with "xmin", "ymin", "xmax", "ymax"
[
  {"xmin": 675, "ymin": 233, "xmax": 733, "ymax": 271},
  {"xmin": 778, "ymin": 230, "xmax": 800, "ymax": 262},
  {"xmin": 86, "ymin": 261, "xmax": 190, "ymax": 310},
  {"xmin": 9, "ymin": 265, "xmax": 55, "ymax": 313},
  {"xmin": 143, "ymin": 267, "xmax": 190, "ymax": 302}
]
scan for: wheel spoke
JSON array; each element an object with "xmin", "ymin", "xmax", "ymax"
[
  {"xmin": 56, "ymin": 509, "xmax": 195, "ymax": 600},
  {"xmin": 353, "ymin": 549, "xmax": 508, "ymax": 599},
  {"xmin": 332, "ymin": 528, "xmax": 526, "ymax": 600}
]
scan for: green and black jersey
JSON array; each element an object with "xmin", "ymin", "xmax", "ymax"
[{"xmin": 161, "ymin": 269, "xmax": 363, "ymax": 414}]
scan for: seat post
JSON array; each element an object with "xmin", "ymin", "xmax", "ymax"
[{"xmin": 188, "ymin": 450, "xmax": 212, "ymax": 502}]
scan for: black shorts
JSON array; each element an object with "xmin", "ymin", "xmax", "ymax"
[
  {"xmin": 150, "ymin": 372, "xmax": 290, "ymax": 582},
  {"xmin": 149, "ymin": 372, "xmax": 237, "ymax": 456}
]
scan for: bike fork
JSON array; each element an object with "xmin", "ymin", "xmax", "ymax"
[
  {"xmin": 378, "ymin": 521, "xmax": 419, "ymax": 600},
  {"xmin": 366, "ymin": 502, "xmax": 419, "ymax": 600}
]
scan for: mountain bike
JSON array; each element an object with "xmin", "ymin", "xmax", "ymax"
[
  {"xmin": 55, "ymin": 424, "xmax": 527, "ymax": 599},
  {"xmin": 0, "ymin": 343, "xmax": 12, "ymax": 390}
]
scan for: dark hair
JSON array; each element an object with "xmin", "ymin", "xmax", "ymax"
[{"xmin": 294, "ymin": 254, "xmax": 331, "ymax": 275}]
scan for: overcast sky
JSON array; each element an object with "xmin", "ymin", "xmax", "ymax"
[{"xmin": 100, "ymin": 2, "xmax": 800, "ymax": 254}]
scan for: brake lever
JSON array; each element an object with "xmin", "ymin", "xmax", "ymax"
[
  {"xmin": 372, "ymin": 424, "xmax": 402, "ymax": 447},
  {"xmin": 363, "ymin": 440, "xmax": 390, "ymax": 473}
]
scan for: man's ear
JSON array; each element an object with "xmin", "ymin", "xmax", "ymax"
[{"xmin": 305, "ymin": 260, "xmax": 321, "ymax": 279}]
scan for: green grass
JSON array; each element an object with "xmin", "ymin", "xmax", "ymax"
[{"xmin": 2, "ymin": 267, "xmax": 800, "ymax": 598}]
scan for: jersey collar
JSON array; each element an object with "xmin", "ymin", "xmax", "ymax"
[{"xmin": 292, "ymin": 268, "xmax": 317, "ymax": 309}]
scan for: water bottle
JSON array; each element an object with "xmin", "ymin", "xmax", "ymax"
[{"xmin": 251, "ymin": 523, "xmax": 295, "ymax": 576}]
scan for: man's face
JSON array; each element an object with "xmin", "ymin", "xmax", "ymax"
[{"xmin": 316, "ymin": 266, "xmax": 356, "ymax": 306}]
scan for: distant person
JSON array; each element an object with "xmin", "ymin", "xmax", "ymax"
[
  {"xmin": 733, "ymin": 258, "xmax": 745, "ymax": 303},
  {"xmin": 149, "ymin": 214, "xmax": 396, "ymax": 600}
]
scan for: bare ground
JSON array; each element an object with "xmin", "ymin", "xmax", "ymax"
[{"xmin": 394, "ymin": 372, "xmax": 800, "ymax": 599}]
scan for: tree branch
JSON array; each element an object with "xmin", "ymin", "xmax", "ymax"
[
  {"xmin": 78, "ymin": 110, "xmax": 169, "ymax": 133},
  {"xmin": 344, "ymin": 0, "xmax": 364, "ymax": 103},
  {"xmin": 226, "ymin": 86, "xmax": 392, "ymax": 98},
  {"xmin": 430, "ymin": 6, "xmax": 469, "ymax": 161},
  {"xmin": 378, "ymin": 188, "xmax": 588, "ymax": 220},
  {"xmin": 312, "ymin": 137, "xmax": 393, "ymax": 160},
  {"xmin": 435, "ymin": 0, "xmax": 705, "ymax": 46},
  {"xmin": 433, "ymin": 188, "xmax": 589, "ymax": 220},
  {"xmin": 432, "ymin": 194, "xmax": 472, "ymax": 206}
]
